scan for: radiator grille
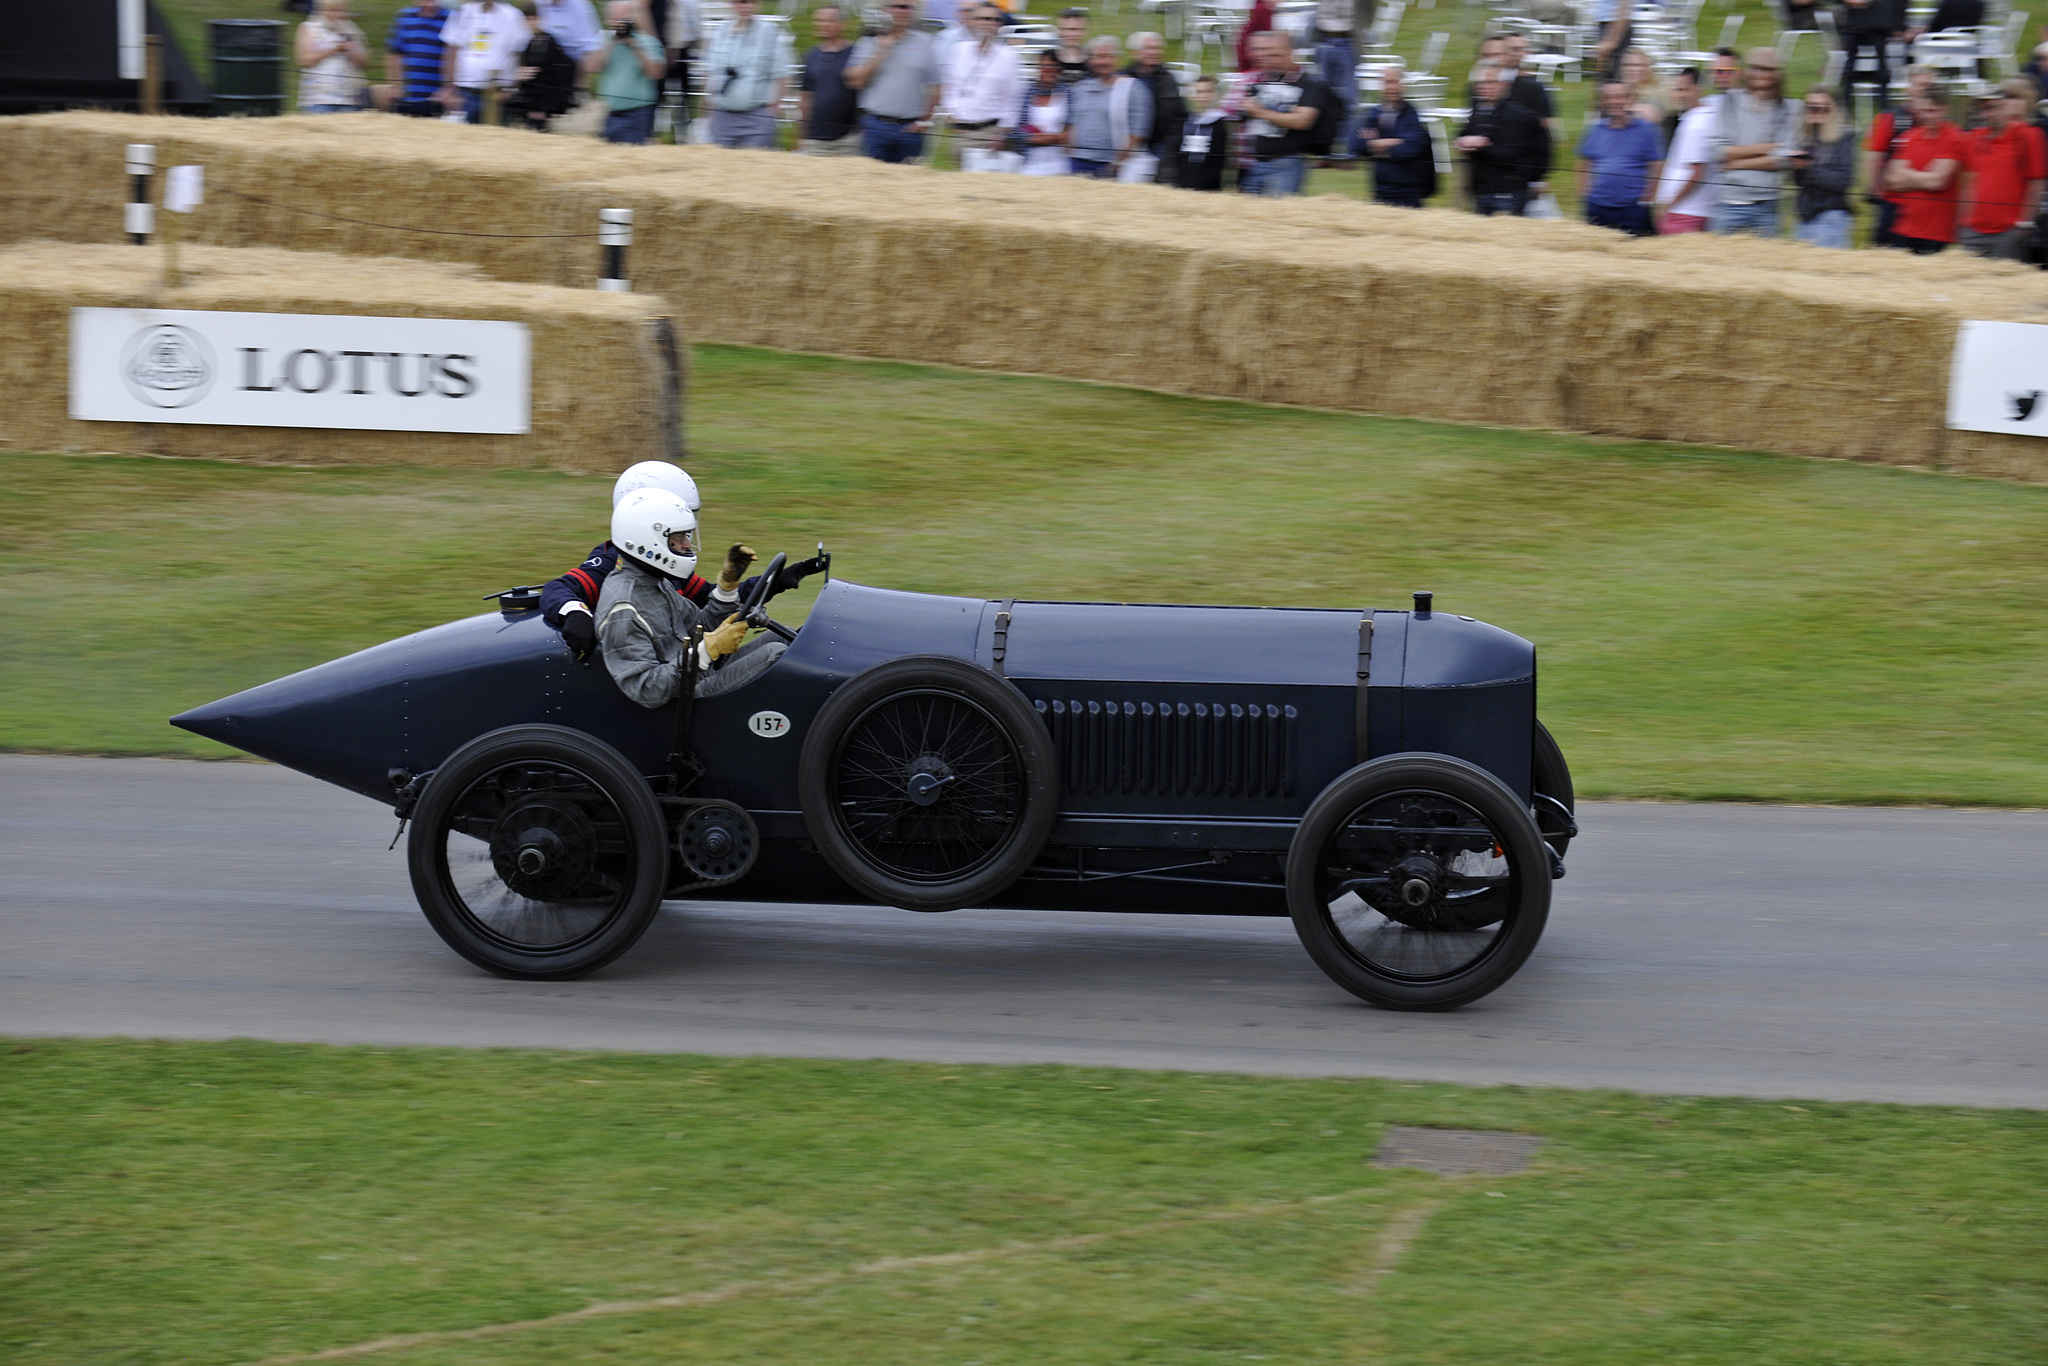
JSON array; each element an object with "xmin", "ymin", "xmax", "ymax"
[{"xmin": 1033, "ymin": 698, "xmax": 1297, "ymax": 799}]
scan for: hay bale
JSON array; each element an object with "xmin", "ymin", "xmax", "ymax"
[
  {"xmin": 6, "ymin": 111, "xmax": 2048, "ymax": 478},
  {"xmin": 0, "ymin": 240, "xmax": 682, "ymax": 471}
]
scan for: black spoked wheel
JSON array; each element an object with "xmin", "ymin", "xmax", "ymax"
[
  {"xmin": 1286, "ymin": 753, "xmax": 1551, "ymax": 1011},
  {"xmin": 407, "ymin": 725, "xmax": 667, "ymax": 980},
  {"xmin": 799, "ymin": 655, "xmax": 1058, "ymax": 911}
]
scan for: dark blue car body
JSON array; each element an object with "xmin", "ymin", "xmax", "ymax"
[{"xmin": 173, "ymin": 579, "xmax": 1539, "ymax": 918}]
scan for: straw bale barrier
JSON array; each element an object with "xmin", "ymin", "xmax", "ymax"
[
  {"xmin": 0, "ymin": 240, "xmax": 683, "ymax": 470},
  {"xmin": 5, "ymin": 111, "xmax": 2048, "ymax": 480}
]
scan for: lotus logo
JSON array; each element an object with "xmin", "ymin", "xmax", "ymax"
[
  {"xmin": 2011, "ymin": 391, "xmax": 2041, "ymax": 422},
  {"xmin": 121, "ymin": 324, "xmax": 216, "ymax": 409}
]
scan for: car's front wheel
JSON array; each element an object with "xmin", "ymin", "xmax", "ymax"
[
  {"xmin": 407, "ymin": 725, "xmax": 668, "ymax": 980},
  {"xmin": 1286, "ymin": 753, "xmax": 1551, "ymax": 1011}
]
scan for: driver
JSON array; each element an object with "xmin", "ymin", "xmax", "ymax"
[
  {"xmin": 596, "ymin": 488, "xmax": 789, "ymax": 704},
  {"xmin": 540, "ymin": 461, "xmax": 823, "ymax": 659}
]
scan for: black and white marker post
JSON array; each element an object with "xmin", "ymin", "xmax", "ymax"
[
  {"xmin": 598, "ymin": 208, "xmax": 632, "ymax": 292},
  {"xmin": 125, "ymin": 143, "xmax": 155, "ymax": 245}
]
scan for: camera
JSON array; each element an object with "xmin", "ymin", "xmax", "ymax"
[{"xmin": 615, "ymin": 19, "xmax": 635, "ymax": 36}]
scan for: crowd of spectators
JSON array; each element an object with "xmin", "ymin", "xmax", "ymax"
[
  {"xmin": 1576, "ymin": 46, "xmax": 2044, "ymax": 258},
  {"xmin": 290, "ymin": 0, "xmax": 2048, "ymax": 260}
]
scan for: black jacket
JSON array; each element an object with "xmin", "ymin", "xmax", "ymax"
[
  {"xmin": 1793, "ymin": 130, "xmax": 1857, "ymax": 220},
  {"xmin": 1839, "ymin": 0, "xmax": 1905, "ymax": 39},
  {"xmin": 509, "ymin": 32, "xmax": 578, "ymax": 119},
  {"xmin": 1508, "ymin": 73, "xmax": 1553, "ymax": 122},
  {"xmin": 1125, "ymin": 61, "xmax": 1188, "ymax": 161},
  {"xmin": 1463, "ymin": 98, "xmax": 1548, "ymax": 195},
  {"xmin": 1174, "ymin": 110, "xmax": 1231, "ymax": 190},
  {"xmin": 1923, "ymin": 0, "xmax": 1984, "ymax": 31},
  {"xmin": 1350, "ymin": 99, "xmax": 1432, "ymax": 198}
]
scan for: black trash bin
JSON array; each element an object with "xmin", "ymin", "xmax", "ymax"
[{"xmin": 209, "ymin": 18, "xmax": 286, "ymax": 117}]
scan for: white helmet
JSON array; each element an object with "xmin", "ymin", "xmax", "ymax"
[
  {"xmin": 611, "ymin": 488, "xmax": 700, "ymax": 579},
  {"xmin": 613, "ymin": 461, "xmax": 700, "ymax": 512}
]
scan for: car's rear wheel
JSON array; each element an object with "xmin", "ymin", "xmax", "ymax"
[
  {"xmin": 407, "ymin": 725, "xmax": 668, "ymax": 980},
  {"xmin": 1286, "ymin": 753, "xmax": 1551, "ymax": 1011},
  {"xmin": 799, "ymin": 655, "xmax": 1059, "ymax": 911}
]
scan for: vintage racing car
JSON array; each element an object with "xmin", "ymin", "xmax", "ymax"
[{"xmin": 173, "ymin": 556, "xmax": 1575, "ymax": 1011}]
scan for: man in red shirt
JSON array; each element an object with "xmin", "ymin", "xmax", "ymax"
[
  {"xmin": 1863, "ymin": 66, "xmax": 1938, "ymax": 247},
  {"xmin": 1883, "ymin": 91, "xmax": 1968, "ymax": 254},
  {"xmin": 1959, "ymin": 78, "xmax": 2048, "ymax": 259}
]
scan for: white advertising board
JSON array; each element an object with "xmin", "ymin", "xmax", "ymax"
[
  {"xmin": 69, "ymin": 308, "xmax": 530, "ymax": 434},
  {"xmin": 1948, "ymin": 320, "xmax": 2048, "ymax": 437}
]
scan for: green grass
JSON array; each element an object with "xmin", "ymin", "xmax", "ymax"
[
  {"xmin": 3, "ymin": 1037, "xmax": 2043, "ymax": 1365},
  {"xmin": 7, "ymin": 343, "xmax": 2048, "ymax": 804}
]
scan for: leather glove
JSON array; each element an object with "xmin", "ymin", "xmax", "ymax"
[
  {"xmin": 718, "ymin": 544, "xmax": 756, "ymax": 593},
  {"xmin": 770, "ymin": 554, "xmax": 828, "ymax": 594},
  {"xmin": 560, "ymin": 609, "xmax": 596, "ymax": 659},
  {"xmin": 703, "ymin": 615, "xmax": 749, "ymax": 663}
]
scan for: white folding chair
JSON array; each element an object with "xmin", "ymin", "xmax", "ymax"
[
  {"xmin": 1362, "ymin": 0, "xmax": 1407, "ymax": 56},
  {"xmin": 1425, "ymin": 111, "xmax": 1454, "ymax": 176},
  {"xmin": 1414, "ymin": 30, "xmax": 1450, "ymax": 77},
  {"xmin": 1988, "ymin": 11, "xmax": 2028, "ymax": 77},
  {"xmin": 1405, "ymin": 73, "xmax": 1448, "ymax": 108},
  {"xmin": 1913, "ymin": 29, "xmax": 1980, "ymax": 85}
]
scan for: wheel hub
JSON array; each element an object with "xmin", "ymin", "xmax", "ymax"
[
  {"xmin": 1391, "ymin": 854, "xmax": 1442, "ymax": 911},
  {"xmin": 673, "ymin": 801, "xmax": 760, "ymax": 885},
  {"xmin": 904, "ymin": 755, "xmax": 955, "ymax": 807},
  {"xmin": 489, "ymin": 796, "xmax": 596, "ymax": 901}
]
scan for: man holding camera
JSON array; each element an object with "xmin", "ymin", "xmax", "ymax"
[
  {"xmin": 587, "ymin": 0, "xmax": 668, "ymax": 142},
  {"xmin": 703, "ymin": 0, "xmax": 795, "ymax": 149}
]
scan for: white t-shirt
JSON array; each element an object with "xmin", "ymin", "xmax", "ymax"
[
  {"xmin": 1022, "ymin": 93, "xmax": 1068, "ymax": 174},
  {"xmin": 442, "ymin": 2, "xmax": 529, "ymax": 88},
  {"xmin": 1245, "ymin": 79, "xmax": 1302, "ymax": 142},
  {"xmin": 1657, "ymin": 103, "xmax": 1718, "ymax": 218}
]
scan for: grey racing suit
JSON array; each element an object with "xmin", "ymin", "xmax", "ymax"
[{"xmin": 594, "ymin": 555, "xmax": 788, "ymax": 707}]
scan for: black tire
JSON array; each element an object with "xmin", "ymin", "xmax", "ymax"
[
  {"xmin": 1533, "ymin": 720, "xmax": 1576, "ymax": 858},
  {"xmin": 798, "ymin": 655, "xmax": 1059, "ymax": 912},
  {"xmin": 407, "ymin": 724, "xmax": 668, "ymax": 980},
  {"xmin": 1286, "ymin": 753, "xmax": 1551, "ymax": 1011}
]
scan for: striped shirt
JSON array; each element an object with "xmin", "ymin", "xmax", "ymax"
[{"xmin": 387, "ymin": 4, "xmax": 451, "ymax": 103}]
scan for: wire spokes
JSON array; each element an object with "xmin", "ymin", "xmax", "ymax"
[{"xmin": 831, "ymin": 690, "xmax": 1024, "ymax": 882}]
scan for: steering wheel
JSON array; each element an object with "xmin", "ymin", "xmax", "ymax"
[{"xmin": 740, "ymin": 553, "xmax": 796, "ymax": 642}]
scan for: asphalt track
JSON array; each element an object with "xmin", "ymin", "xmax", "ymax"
[{"xmin": 2, "ymin": 755, "xmax": 2043, "ymax": 1108}]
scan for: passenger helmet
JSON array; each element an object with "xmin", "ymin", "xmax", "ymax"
[
  {"xmin": 613, "ymin": 460, "xmax": 700, "ymax": 512},
  {"xmin": 611, "ymin": 488, "xmax": 699, "ymax": 580}
]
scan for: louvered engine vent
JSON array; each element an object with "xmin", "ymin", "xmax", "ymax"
[{"xmin": 1033, "ymin": 698, "xmax": 1297, "ymax": 798}]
